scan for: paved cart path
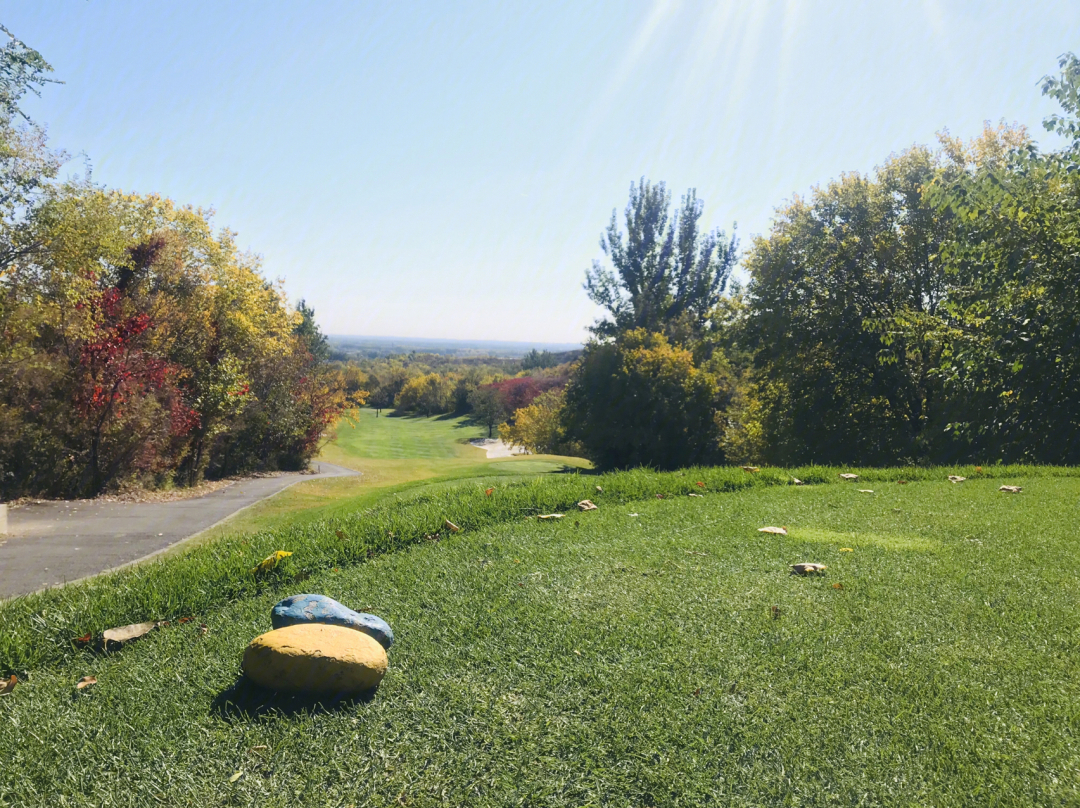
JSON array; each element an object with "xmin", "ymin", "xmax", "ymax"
[{"xmin": 0, "ymin": 462, "xmax": 358, "ymax": 599}]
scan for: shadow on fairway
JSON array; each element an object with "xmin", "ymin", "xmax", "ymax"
[{"xmin": 210, "ymin": 676, "xmax": 379, "ymax": 720}]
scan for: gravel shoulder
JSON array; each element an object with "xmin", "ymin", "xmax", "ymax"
[{"xmin": 0, "ymin": 462, "xmax": 358, "ymax": 599}]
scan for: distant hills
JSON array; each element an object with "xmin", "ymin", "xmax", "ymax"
[{"xmin": 327, "ymin": 334, "xmax": 582, "ymax": 360}]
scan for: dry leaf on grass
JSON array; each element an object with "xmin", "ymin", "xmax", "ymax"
[
  {"xmin": 335, "ymin": 529, "xmax": 346, "ymax": 540},
  {"xmin": 696, "ymin": 481, "xmax": 705, "ymax": 487},
  {"xmin": 537, "ymin": 514, "xmax": 563, "ymax": 520},
  {"xmin": 897, "ymin": 480, "xmax": 908, "ymax": 485},
  {"xmin": 596, "ymin": 485, "xmax": 603, "ymax": 493},
  {"xmin": 75, "ymin": 676, "xmax": 97, "ymax": 690},
  {"xmin": 688, "ymin": 493, "xmax": 704, "ymax": 498},
  {"xmin": 999, "ymin": 485, "xmax": 1023, "ymax": 493},
  {"xmin": 791, "ymin": 477, "xmax": 804, "ymax": 485},
  {"xmin": 857, "ymin": 489, "xmax": 874, "ymax": 494},
  {"xmin": 741, "ymin": 466, "xmax": 760, "ymax": 473},
  {"xmin": 102, "ymin": 622, "xmax": 157, "ymax": 652},
  {"xmin": 74, "ymin": 633, "xmax": 92, "ymax": 645},
  {"xmin": 444, "ymin": 519, "xmax": 461, "ymax": 533},
  {"xmin": 770, "ymin": 605, "xmax": 781, "ymax": 619},
  {"xmin": 485, "ymin": 487, "xmax": 494, "ymax": 496},
  {"xmin": 758, "ymin": 526, "xmax": 787, "ymax": 535},
  {"xmin": 577, "ymin": 500, "xmax": 598, "ymax": 511},
  {"xmin": 251, "ymin": 550, "xmax": 292, "ymax": 573},
  {"xmin": 975, "ymin": 466, "xmax": 983, "ymax": 474},
  {"xmin": 839, "ymin": 473, "xmax": 859, "ymax": 481},
  {"xmin": 0, "ymin": 675, "xmax": 17, "ymax": 695},
  {"xmin": 229, "ymin": 771, "xmax": 243, "ymax": 783},
  {"xmin": 948, "ymin": 476, "xmax": 966, "ymax": 483},
  {"xmin": 789, "ymin": 562, "xmax": 827, "ymax": 576},
  {"xmin": 832, "ymin": 583, "xmax": 844, "ymax": 590}
]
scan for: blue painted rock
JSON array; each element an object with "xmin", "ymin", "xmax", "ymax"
[
  {"xmin": 271, "ymin": 594, "xmax": 394, "ymax": 650},
  {"xmin": 243, "ymin": 624, "xmax": 387, "ymax": 694}
]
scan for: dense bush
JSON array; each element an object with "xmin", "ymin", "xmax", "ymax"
[{"xmin": 562, "ymin": 330, "xmax": 730, "ymax": 469}]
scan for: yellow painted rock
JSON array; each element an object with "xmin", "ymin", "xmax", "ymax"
[{"xmin": 242, "ymin": 624, "xmax": 388, "ymax": 694}]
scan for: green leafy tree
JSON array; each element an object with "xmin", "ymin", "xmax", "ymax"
[
  {"xmin": 741, "ymin": 146, "xmax": 957, "ymax": 465},
  {"xmin": 584, "ymin": 178, "xmax": 736, "ymax": 341},
  {"xmin": 468, "ymin": 385, "xmax": 508, "ymax": 438},
  {"xmin": 562, "ymin": 329, "xmax": 729, "ymax": 469}
]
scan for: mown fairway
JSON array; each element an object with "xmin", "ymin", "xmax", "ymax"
[
  {"xmin": 198, "ymin": 408, "xmax": 590, "ymax": 539},
  {"xmin": 2, "ymin": 470, "xmax": 1078, "ymax": 806}
]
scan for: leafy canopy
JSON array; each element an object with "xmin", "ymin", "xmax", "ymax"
[{"xmin": 584, "ymin": 178, "xmax": 736, "ymax": 341}]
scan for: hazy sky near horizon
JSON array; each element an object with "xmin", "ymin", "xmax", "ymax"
[{"xmin": 8, "ymin": 2, "xmax": 1079, "ymax": 343}]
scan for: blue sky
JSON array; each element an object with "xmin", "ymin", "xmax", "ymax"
[{"xmin": 7, "ymin": 1, "xmax": 1079, "ymax": 342}]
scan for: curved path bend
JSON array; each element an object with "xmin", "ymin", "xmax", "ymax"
[{"xmin": 0, "ymin": 461, "xmax": 358, "ymax": 599}]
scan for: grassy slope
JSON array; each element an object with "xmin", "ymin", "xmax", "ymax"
[
  {"xmin": 1, "ymin": 468, "xmax": 1079, "ymax": 805},
  {"xmin": 196, "ymin": 408, "xmax": 590, "ymax": 539}
]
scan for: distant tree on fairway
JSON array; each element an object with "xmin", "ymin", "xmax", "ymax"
[
  {"xmin": 468, "ymin": 385, "xmax": 509, "ymax": 438},
  {"xmin": 394, "ymin": 372, "xmax": 456, "ymax": 415},
  {"xmin": 584, "ymin": 178, "xmax": 737, "ymax": 342},
  {"xmin": 562, "ymin": 329, "xmax": 729, "ymax": 469}
]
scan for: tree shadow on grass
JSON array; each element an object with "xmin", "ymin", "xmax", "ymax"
[{"xmin": 210, "ymin": 675, "xmax": 379, "ymax": 721}]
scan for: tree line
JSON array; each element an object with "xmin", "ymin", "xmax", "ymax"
[
  {"xmin": 539, "ymin": 54, "xmax": 1080, "ymax": 470},
  {"xmin": 0, "ymin": 28, "xmax": 357, "ymax": 498}
]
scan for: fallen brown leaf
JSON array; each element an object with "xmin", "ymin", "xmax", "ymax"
[
  {"xmin": 948, "ymin": 475, "xmax": 966, "ymax": 483},
  {"xmin": 0, "ymin": 675, "xmax": 16, "ymax": 695},
  {"xmin": 897, "ymin": 479, "xmax": 908, "ymax": 484},
  {"xmin": 485, "ymin": 488, "xmax": 494, "ymax": 496},
  {"xmin": 595, "ymin": 485, "xmax": 603, "ymax": 493},
  {"xmin": 839, "ymin": 473, "xmax": 859, "ymax": 481},
  {"xmin": 75, "ymin": 675, "xmax": 97, "ymax": 690},
  {"xmin": 832, "ymin": 582, "xmax": 844, "ymax": 590},
  {"xmin": 102, "ymin": 622, "xmax": 157, "ymax": 652},
  {"xmin": 758, "ymin": 526, "xmax": 788, "ymax": 535},
  {"xmin": 335, "ymin": 529, "xmax": 347, "ymax": 540},
  {"xmin": 790, "ymin": 562, "xmax": 827, "ymax": 576},
  {"xmin": 577, "ymin": 499, "xmax": 598, "ymax": 512},
  {"xmin": 999, "ymin": 485, "xmax": 1023, "ymax": 493},
  {"xmin": 770, "ymin": 605, "xmax": 781, "ymax": 619},
  {"xmin": 444, "ymin": 519, "xmax": 461, "ymax": 533},
  {"xmin": 696, "ymin": 481, "xmax": 705, "ymax": 487},
  {"xmin": 688, "ymin": 493, "xmax": 704, "ymax": 498},
  {"xmin": 74, "ymin": 633, "xmax": 92, "ymax": 645},
  {"xmin": 975, "ymin": 466, "xmax": 983, "ymax": 474},
  {"xmin": 857, "ymin": 489, "xmax": 874, "ymax": 494}
]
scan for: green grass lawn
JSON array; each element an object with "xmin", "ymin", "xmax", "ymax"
[
  {"xmin": 2, "ymin": 468, "xmax": 1079, "ymax": 805},
  {"xmin": 197, "ymin": 408, "xmax": 590, "ymax": 540}
]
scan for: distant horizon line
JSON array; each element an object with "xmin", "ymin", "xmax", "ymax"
[{"xmin": 327, "ymin": 334, "xmax": 583, "ymax": 349}]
